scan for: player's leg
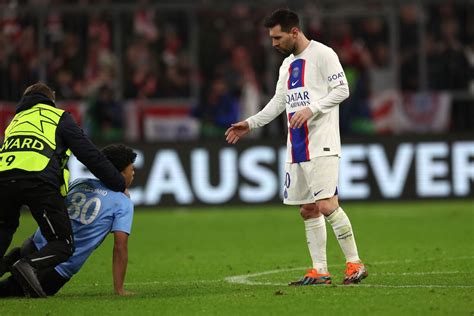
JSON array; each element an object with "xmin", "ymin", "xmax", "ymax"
[
  {"xmin": 300, "ymin": 204, "xmax": 329, "ymax": 274},
  {"xmin": 24, "ymin": 186, "xmax": 74, "ymax": 270},
  {"xmin": 0, "ymin": 247, "xmax": 21, "ymax": 277},
  {"xmin": 0, "ymin": 275, "xmax": 26, "ymax": 297},
  {"xmin": 21, "ymin": 235, "xmax": 69, "ymax": 296},
  {"xmin": 0, "ymin": 268, "xmax": 68, "ymax": 297},
  {"xmin": 37, "ymin": 268, "xmax": 69, "ymax": 296},
  {"xmin": 319, "ymin": 196, "xmax": 368, "ymax": 284},
  {"xmin": 11, "ymin": 184, "xmax": 73, "ymax": 297},
  {"xmin": 0, "ymin": 181, "xmax": 22, "ymax": 258},
  {"xmin": 283, "ymin": 163, "xmax": 331, "ymax": 286},
  {"xmin": 0, "ymin": 235, "xmax": 37, "ymax": 278},
  {"xmin": 320, "ymin": 195, "xmax": 360, "ymax": 263},
  {"xmin": 0, "ymin": 185, "xmax": 27, "ymax": 295},
  {"xmin": 288, "ymin": 203, "xmax": 332, "ymax": 286},
  {"xmin": 306, "ymin": 156, "xmax": 367, "ymax": 284}
]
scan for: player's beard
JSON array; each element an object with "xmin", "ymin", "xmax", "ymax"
[{"xmin": 277, "ymin": 43, "xmax": 296, "ymax": 56}]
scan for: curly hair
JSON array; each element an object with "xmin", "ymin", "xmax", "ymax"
[{"xmin": 101, "ymin": 144, "xmax": 137, "ymax": 172}]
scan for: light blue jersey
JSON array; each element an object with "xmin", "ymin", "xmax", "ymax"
[{"xmin": 33, "ymin": 178, "xmax": 134, "ymax": 279}]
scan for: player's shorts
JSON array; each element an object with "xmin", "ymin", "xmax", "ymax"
[{"xmin": 283, "ymin": 155, "xmax": 339, "ymax": 205}]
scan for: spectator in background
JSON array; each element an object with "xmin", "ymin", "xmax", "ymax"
[
  {"xmin": 124, "ymin": 37, "xmax": 159, "ymax": 99},
  {"xmin": 193, "ymin": 77, "xmax": 239, "ymax": 138},
  {"xmin": 133, "ymin": 2, "xmax": 159, "ymax": 43},
  {"xmin": 54, "ymin": 69, "xmax": 77, "ymax": 99},
  {"xmin": 0, "ymin": 34, "xmax": 10, "ymax": 98},
  {"xmin": 163, "ymin": 59, "xmax": 191, "ymax": 98},
  {"xmin": 466, "ymin": 38, "xmax": 474, "ymax": 93},
  {"xmin": 82, "ymin": 37, "xmax": 118, "ymax": 97},
  {"xmin": 88, "ymin": 12, "xmax": 111, "ymax": 50},
  {"xmin": 49, "ymin": 33, "xmax": 83, "ymax": 99},
  {"xmin": 87, "ymin": 84, "xmax": 124, "ymax": 141},
  {"xmin": 338, "ymin": 55, "xmax": 373, "ymax": 135},
  {"xmin": 436, "ymin": 18, "xmax": 469, "ymax": 90},
  {"xmin": 0, "ymin": 7, "xmax": 38, "ymax": 100},
  {"xmin": 45, "ymin": 10, "xmax": 63, "ymax": 43},
  {"xmin": 399, "ymin": 4, "xmax": 420, "ymax": 91},
  {"xmin": 199, "ymin": 5, "xmax": 266, "ymax": 121},
  {"xmin": 463, "ymin": 7, "xmax": 474, "ymax": 93},
  {"xmin": 17, "ymin": 26, "xmax": 39, "ymax": 82},
  {"xmin": 238, "ymin": 67, "xmax": 262, "ymax": 138},
  {"xmin": 125, "ymin": 4, "xmax": 192, "ymax": 99},
  {"xmin": 327, "ymin": 19, "xmax": 374, "ymax": 135},
  {"xmin": 228, "ymin": 46, "xmax": 262, "ymax": 137},
  {"xmin": 82, "ymin": 13, "xmax": 118, "ymax": 97},
  {"xmin": 426, "ymin": 3, "xmax": 469, "ymax": 91},
  {"xmin": 359, "ymin": 17, "xmax": 388, "ymax": 67},
  {"xmin": 160, "ymin": 23, "xmax": 191, "ymax": 97},
  {"xmin": 426, "ymin": 2, "xmax": 473, "ymax": 132}
]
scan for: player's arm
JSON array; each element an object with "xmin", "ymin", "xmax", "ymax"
[
  {"xmin": 112, "ymin": 231, "xmax": 133, "ymax": 296},
  {"xmin": 225, "ymin": 97, "xmax": 285, "ymax": 144},
  {"xmin": 289, "ymin": 85, "xmax": 349, "ymax": 128},
  {"xmin": 225, "ymin": 96, "xmax": 286, "ymax": 144},
  {"xmin": 58, "ymin": 113, "xmax": 126, "ymax": 192},
  {"xmin": 309, "ymin": 48, "xmax": 350, "ymax": 114},
  {"xmin": 290, "ymin": 49, "xmax": 350, "ymax": 129},
  {"xmin": 226, "ymin": 64, "xmax": 287, "ymax": 144}
]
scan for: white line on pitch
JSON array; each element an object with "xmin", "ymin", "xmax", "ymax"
[
  {"xmin": 224, "ymin": 255, "xmax": 474, "ymax": 288},
  {"xmin": 71, "ymin": 256, "xmax": 474, "ymax": 289}
]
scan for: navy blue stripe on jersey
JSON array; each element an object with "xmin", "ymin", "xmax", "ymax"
[
  {"xmin": 287, "ymin": 59, "xmax": 306, "ymax": 90},
  {"xmin": 288, "ymin": 112, "xmax": 310, "ymax": 163}
]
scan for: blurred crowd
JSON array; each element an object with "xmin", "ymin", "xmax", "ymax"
[{"xmin": 0, "ymin": 1, "xmax": 472, "ymax": 139}]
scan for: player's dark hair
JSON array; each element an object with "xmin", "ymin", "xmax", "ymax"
[
  {"xmin": 23, "ymin": 82, "xmax": 55, "ymax": 101},
  {"xmin": 263, "ymin": 8, "xmax": 300, "ymax": 32},
  {"xmin": 102, "ymin": 144, "xmax": 137, "ymax": 172}
]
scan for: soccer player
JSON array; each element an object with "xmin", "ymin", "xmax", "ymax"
[
  {"xmin": 225, "ymin": 9, "xmax": 368, "ymax": 285},
  {"xmin": 0, "ymin": 144, "xmax": 136, "ymax": 297}
]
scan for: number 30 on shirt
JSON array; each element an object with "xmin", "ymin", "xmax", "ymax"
[{"xmin": 67, "ymin": 192, "xmax": 101, "ymax": 225}]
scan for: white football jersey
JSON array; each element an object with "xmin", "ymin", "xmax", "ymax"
[{"xmin": 247, "ymin": 40, "xmax": 349, "ymax": 163}]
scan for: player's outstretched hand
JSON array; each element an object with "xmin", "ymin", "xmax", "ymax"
[
  {"xmin": 225, "ymin": 121, "xmax": 250, "ymax": 144},
  {"xmin": 289, "ymin": 107, "xmax": 313, "ymax": 129}
]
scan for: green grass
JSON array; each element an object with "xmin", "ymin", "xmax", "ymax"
[{"xmin": 1, "ymin": 200, "xmax": 473, "ymax": 315}]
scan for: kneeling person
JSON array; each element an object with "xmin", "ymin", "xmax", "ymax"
[{"xmin": 0, "ymin": 144, "xmax": 136, "ymax": 297}]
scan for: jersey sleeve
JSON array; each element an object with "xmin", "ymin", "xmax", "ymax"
[
  {"xmin": 68, "ymin": 178, "xmax": 84, "ymax": 190},
  {"xmin": 111, "ymin": 195, "xmax": 134, "ymax": 235},
  {"xmin": 308, "ymin": 47, "xmax": 350, "ymax": 115},
  {"xmin": 246, "ymin": 62, "xmax": 287, "ymax": 130},
  {"xmin": 323, "ymin": 48, "xmax": 348, "ymax": 88}
]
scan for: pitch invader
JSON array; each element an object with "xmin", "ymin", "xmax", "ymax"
[
  {"xmin": 0, "ymin": 144, "xmax": 136, "ymax": 297},
  {"xmin": 226, "ymin": 8, "xmax": 368, "ymax": 285}
]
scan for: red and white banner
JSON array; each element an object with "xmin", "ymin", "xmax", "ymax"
[
  {"xmin": 138, "ymin": 101, "xmax": 199, "ymax": 142},
  {"xmin": 370, "ymin": 91, "xmax": 451, "ymax": 134}
]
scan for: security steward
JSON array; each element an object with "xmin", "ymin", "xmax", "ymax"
[{"xmin": 0, "ymin": 82, "xmax": 126, "ymax": 298}]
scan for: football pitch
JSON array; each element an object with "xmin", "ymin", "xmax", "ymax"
[{"xmin": 1, "ymin": 200, "xmax": 473, "ymax": 315}]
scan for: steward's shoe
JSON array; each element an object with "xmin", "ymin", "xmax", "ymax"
[
  {"xmin": 289, "ymin": 268, "xmax": 332, "ymax": 286},
  {"xmin": 11, "ymin": 259, "xmax": 47, "ymax": 298},
  {"xmin": 343, "ymin": 262, "xmax": 368, "ymax": 285},
  {"xmin": 0, "ymin": 247, "xmax": 22, "ymax": 277}
]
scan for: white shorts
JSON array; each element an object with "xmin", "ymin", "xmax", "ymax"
[{"xmin": 283, "ymin": 155, "xmax": 339, "ymax": 205}]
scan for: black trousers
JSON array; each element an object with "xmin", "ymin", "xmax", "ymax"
[
  {"xmin": 0, "ymin": 237, "xmax": 69, "ymax": 297},
  {"xmin": 0, "ymin": 179, "xmax": 74, "ymax": 270}
]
